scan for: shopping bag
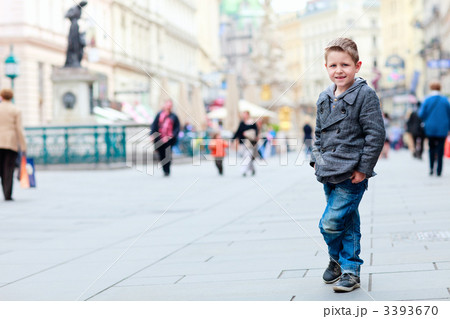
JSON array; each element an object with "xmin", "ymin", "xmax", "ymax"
[
  {"xmin": 19, "ymin": 156, "xmax": 36, "ymax": 188},
  {"xmin": 19, "ymin": 156, "xmax": 30, "ymax": 189},
  {"xmin": 445, "ymin": 136, "xmax": 450, "ymax": 158},
  {"xmin": 26, "ymin": 158, "xmax": 36, "ymax": 188}
]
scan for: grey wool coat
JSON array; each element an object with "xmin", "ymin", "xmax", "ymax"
[{"xmin": 310, "ymin": 78, "xmax": 386, "ymax": 183}]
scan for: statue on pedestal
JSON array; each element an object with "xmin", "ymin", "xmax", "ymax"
[
  {"xmin": 53, "ymin": 1, "xmax": 96, "ymax": 124},
  {"xmin": 64, "ymin": 1, "xmax": 88, "ymax": 68}
]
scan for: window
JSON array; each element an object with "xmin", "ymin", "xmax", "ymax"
[{"xmin": 371, "ymin": 18, "xmax": 377, "ymax": 27}]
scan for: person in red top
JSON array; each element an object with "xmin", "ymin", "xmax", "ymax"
[
  {"xmin": 150, "ymin": 99, "xmax": 180, "ymax": 176},
  {"xmin": 208, "ymin": 132, "xmax": 229, "ymax": 175}
]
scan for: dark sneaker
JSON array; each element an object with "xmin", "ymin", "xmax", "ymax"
[
  {"xmin": 323, "ymin": 260, "xmax": 341, "ymax": 284},
  {"xmin": 333, "ymin": 273, "xmax": 360, "ymax": 292}
]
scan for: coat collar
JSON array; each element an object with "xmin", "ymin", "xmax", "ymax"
[
  {"xmin": 339, "ymin": 77, "xmax": 366, "ymax": 105},
  {"xmin": 342, "ymin": 85, "xmax": 362, "ymax": 105},
  {"xmin": 316, "ymin": 78, "xmax": 367, "ymax": 130}
]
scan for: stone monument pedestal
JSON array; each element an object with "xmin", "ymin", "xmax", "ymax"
[{"xmin": 51, "ymin": 68, "xmax": 97, "ymax": 124}]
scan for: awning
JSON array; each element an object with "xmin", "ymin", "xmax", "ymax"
[
  {"xmin": 393, "ymin": 94, "xmax": 418, "ymax": 104},
  {"xmin": 207, "ymin": 99, "xmax": 277, "ymax": 120}
]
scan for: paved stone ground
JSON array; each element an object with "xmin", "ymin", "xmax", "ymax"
[{"xmin": 0, "ymin": 150, "xmax": 449, "ymax": 301}]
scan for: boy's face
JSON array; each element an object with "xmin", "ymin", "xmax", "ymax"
[{"xmin": 325, "ymin": 50, "xmax": 362, "ymax": 93}]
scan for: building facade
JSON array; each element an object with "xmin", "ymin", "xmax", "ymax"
[
  {"xmin": 297, "ymin": 0, "xmax": 380, "ymax": 107},
  {"xmin": 196, "ymin": 0, "xmax": 222, "ymax": 103},
  {"xmin": 278, "ymin": 12, "xmax": 303, "ymax": 107},
  {"xmin": 219, "ymin": 0, "xmax": 264, "ymax": 95},
  {"xmin": 421, "ymin": 0, "xmax": 450, "ymax": 95},
  {"xmin": 0, "ymin": 0, "xmax": 221, "ymax": 126},
  {"xmin": 379, "ymin": 0, "xmax": 425, "ymax": 117}
]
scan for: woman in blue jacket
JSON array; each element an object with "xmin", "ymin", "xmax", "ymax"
[{"xmin": 419, "ymin": 81, "xmax": 450, "ymax": 176}]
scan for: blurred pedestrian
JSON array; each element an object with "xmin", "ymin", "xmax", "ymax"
[
  {"xmin": 208, "ymin": 131, "xmax": 229, "ymax": 175},
  {"xmin": 0, "ymin": 89, "xmax": 27, "ymax": 201},
  {"xmin": 150, "ymin": 99, "xmax": 180, "ymax": 177},
  {"xmin": 406, "ymin": 103, "xmax": 425, "ymax": 159},
  {"xmin": 303, "ymin": 122, "xmax": 313, "ymax": 155},
  {"xmin": 388, "ymin": 125, "xmax": 404, "ymax": 150},
  {"xmin": 310, "ymin": 38, "xmax": 385, "ymax": 293},
  {"xmin": 419, "ymin": 81, "xmax": 450, "ymax": 176},
  {"xmin": 233, "ymin": 111, "xmax": 258, "ymax": 177},
  {"xmin": 183, "ymin": 122, "xmax": 193, "ymax": 133},
  {"xmin": 379, "ymin": 112, "xmax": 390, "ymax": 159},
  {"xmin": 255, "ymin": 119, "xmax": 265, "ymax": 159}
]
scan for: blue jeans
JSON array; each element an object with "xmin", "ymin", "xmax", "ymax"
[{"xmin": 319, "ymin": 179, "xmax": 368, "ymax": 276}]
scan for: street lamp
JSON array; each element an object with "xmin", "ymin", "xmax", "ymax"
[{"xmin": 4, "ymin": 45, "xmax": 19, "ymax": 101}]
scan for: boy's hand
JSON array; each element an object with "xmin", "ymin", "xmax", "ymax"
[{"xmin": 351, "ymin": 171, "xmax": 366, "ymax": 183}]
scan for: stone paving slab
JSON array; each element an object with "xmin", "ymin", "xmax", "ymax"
[
  {"xmin": 91, "ymin": 276, "xmax": 376, "ymax": 301},
  {"xmin": 168, "ymin": 270, "xmax": 280, "ymax": 284},
  {"xmin": 373, "ymin": 221, "xmax": 450, "ymax": 234},
  {"xmin": 372, "ymin": 268, "xmax": 448, "ymax": 289},
  {"xmin": 89, "ymin": 280, "xmax": 296, "ymax": 301},
  {"xmin": 0, "ymin": 150, "xmax": 449, "ymax": 301},
  {"xmin": 368, "ymin": 288, "xmax": 450, "ymax": 301},
  {"xmin": 116, "ymin": 275, "xmax": 185, "ymax": 287},
  {"xmin": 371, "ymin": 250, "xmax": 450, "ymax": 265},
  {"xmin": 435, "ymin": 261, "xmax": 450, "ymax": 270}
]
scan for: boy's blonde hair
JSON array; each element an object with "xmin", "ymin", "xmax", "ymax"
[{"xmin": 324, "ymin": 38, "xmax": 359, "ymax": 64}]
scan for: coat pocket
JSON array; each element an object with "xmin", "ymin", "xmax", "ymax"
[{"xmin": 317, "ymin": 145, "xmax": 361, "ymax": 177}]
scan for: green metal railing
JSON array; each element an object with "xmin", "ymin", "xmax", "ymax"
[
  {"xmin": 24, "ymin": 124, "xmax": 195, "ymax": 165},
  {"xmin": 25, "ymin": 124, "xmax": 140, "ymax": 165}
]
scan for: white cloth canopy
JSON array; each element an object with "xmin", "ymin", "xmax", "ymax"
[{"xmin": 208, "ymin": 99, "xmax": 277, "ymax": 120}]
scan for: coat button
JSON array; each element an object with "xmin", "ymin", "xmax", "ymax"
[
  {"xmin": 320, "ymin": 108, "xmax": 324, "ymax": 114},
  {"xmin": 337, "ymin": 128, "xmax": 341, "ymax": 134},
  {"xmin": 332, "ymin": 148, "xmax": 336, "ymax": 152},
  {"xmin": 341, "ymin": 108, "xmax": 346, "ymax": 114}
]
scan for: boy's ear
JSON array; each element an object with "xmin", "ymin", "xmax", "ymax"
[{"xmin": 356, "ymin": 61, "xmax": 362, "ymax": 72}]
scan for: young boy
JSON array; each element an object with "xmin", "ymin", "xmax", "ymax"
[
  {"xmin": 310, "ymin": 38, "xmax": 385, "ymax": 292},
  {"xmin": 209, "ymin": 132, "xmax": 229, "ymax": 175}
]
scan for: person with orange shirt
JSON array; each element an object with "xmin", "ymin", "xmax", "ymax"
[{"xmin": 208, "ymin": 132, "xmax": 228, "ymax": 175}]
